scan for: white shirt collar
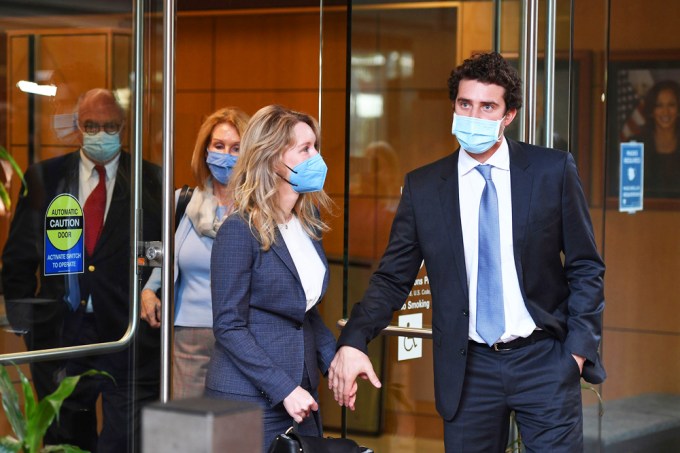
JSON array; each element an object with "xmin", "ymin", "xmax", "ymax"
[
  {"xmin": 79, "ymin": 149, "xmax": 121, "ymax": 180},
  {"xmin": 458, "ymin": 137, "xmax": 510, "ymax": 176}
]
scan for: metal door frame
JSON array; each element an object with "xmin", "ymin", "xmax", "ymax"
[{"xmin": 0, "ymin": 0, "xmax": 150, "ymax": 367}]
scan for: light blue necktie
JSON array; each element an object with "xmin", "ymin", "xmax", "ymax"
[
  {"xmin": 475, "ymin": 164, "xmax": 505, "ymax": 346},
  {"xmin": 66, "ymin": 273, "xmax": 81, "ymax": 311}
]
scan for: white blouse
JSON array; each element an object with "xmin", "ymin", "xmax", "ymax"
[{"xmin": 278, "ymin": 216, "xmax": 326, "ymax": 312}]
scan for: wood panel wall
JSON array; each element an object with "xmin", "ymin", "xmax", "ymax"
[
  {"xmin": 1, "ymin": 28, "xmax": 130, "ymax": 259},
  {"xmin": 173, "ymin": 9, "xmax": 348, "ymax": 256},
  {"xmin": 572, "ymin": 0, "xmax": 680, "ymax": 403}
]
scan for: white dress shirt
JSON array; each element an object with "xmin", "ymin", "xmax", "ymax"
[
  {"xmin": 278, "ymin": 216, "xmax": 326, "ymax": 312},
  {"xmin": 458, "ymin": 139, "xmax": 537, "ymax": 343},
  {"xmin": 78, "ymin": 150, "xmax": 120, "ymax": 218},
  {"xmin": 78, "ymin": 150, "xmax": 120, "ymax": 311}
]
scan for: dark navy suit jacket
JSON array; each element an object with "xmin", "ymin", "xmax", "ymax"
[
  {"xmin": 206, "ymin": 214, "xmax": 337, "ymax": 407},
  {"xmin": 338, "ymin": 139, "xmax": 606, "ymax": 421},
  {"xmin": 2, "ymin": 150, "xmax": 162, "ymax": 380}
]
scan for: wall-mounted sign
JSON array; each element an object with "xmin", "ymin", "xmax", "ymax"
[
  {"xmin": 398, "ymin": 312, "xmax": 422, "ymax": 361},
  {"xmin": 619, "ymin": 142, "xmax": 644, "ymax": 213},
  {"xmin": 394, "ymin": 260, "xmax": 431, "ymax": 361},
  {"xmin": 44, "ymin": 194, "xmax": 84, "ymax": 276},
  {"xmin": 400, "ymin": 261, "xmax": 431, "ymax": 312}
]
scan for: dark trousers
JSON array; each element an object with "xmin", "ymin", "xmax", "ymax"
[
  {"xmin": 38, "ymin": 315, "xmax": 159, "ymax": 453},
  {"xmin": 443, "ymin": 337, "xmax": 583, "ymax": 453},
  {"xmin": 205, "ymin": 362, "xmax": 323, "ymax": 453}
]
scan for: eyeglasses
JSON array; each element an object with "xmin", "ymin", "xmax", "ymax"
[{"xmin": 78, "ymin": 120, "xmax": 123, "ymax": 136}]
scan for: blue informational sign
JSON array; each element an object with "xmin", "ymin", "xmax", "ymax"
[
  {"xmin": 619, "ymin": 142, "xmax": 644, "ymax": 213},
  {"xmin": 44, "ymin": 194, "xmax": 84, "ymax": 275}
]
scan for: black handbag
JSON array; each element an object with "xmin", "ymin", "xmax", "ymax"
[
  {"xmin": 267, "ymin": 425, "xmax": 372, "ymax": 453},
  {"xmin": 175, "ymin": 184, "xmax": 194, "ymax": 230}
]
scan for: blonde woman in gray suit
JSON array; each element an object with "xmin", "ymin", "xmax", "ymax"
[{"xmin": 205, "ymin": 105, "xmax": 337, "ymax": 450}]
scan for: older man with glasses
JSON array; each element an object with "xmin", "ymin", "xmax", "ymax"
[{"xmin": 2, "ymin": 88, "xmax": 163, "ymax": 453}]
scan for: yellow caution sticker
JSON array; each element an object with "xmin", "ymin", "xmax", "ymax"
[{"xmin": 44, "ymin": 194, "xmax": 84, "ymax": 275}]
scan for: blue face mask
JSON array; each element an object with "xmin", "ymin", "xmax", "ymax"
[
  {"xmin": 284, "ymin": 153, "xmax": 328, "ymax": 193},
  {"xmin": 451, "ymin": 113, "xmax": 505, "ymax": 154},
  {"xmin": 82, "ymin": 132, "xmax": 121, "ymax": 163},
  {"xmin": 206, "ymin": 151, "xmax": 238, "ymax": 185}
]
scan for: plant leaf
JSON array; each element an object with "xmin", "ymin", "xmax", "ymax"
[
  {"xmin": 0, "ymin": 435, "xmax": 22, "ymax": 453},
  {"xmin": 0, "ymin": 366, "xmax": 26, "ymax": 441},
  {"xmin": 17, "ymin": 366, "xmax": 37, "ymax": 425},
  {"xmin": 0, "ymin": 185, "xmax": 11, "ymax": 214},
  {"xmin": 0, "ymin": 146, "xmax": 26, "ymax": 196},
  {"xmin": 41, "ymin": 444, "xmax": 89, "ymax": 452},
  {"xmin": 24, "ymin": 377, "xmax": 78, "ymax": 453},
  {"xmin": 25, "ymin": 370, "xmax": 112, "ymax": 453}
]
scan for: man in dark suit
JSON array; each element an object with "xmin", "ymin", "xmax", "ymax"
[
  {"xmin": 2, "ymin": 88, "xmax": 161, "ymax": 452},
  {"xmin": 328, "ymin": 52, "xmax": 605, "ymax": 452}
]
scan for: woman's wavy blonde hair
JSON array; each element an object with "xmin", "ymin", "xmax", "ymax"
[
  {"xmin": 190, "ymin": 106, "xmax": 250, "ymax": 190},
  {"xmin": 228, "ymin": 104, "xmax": 333, "ymax": 250}
]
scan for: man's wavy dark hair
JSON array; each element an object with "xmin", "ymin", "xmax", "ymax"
[{"xmin": 447, "ymin": 52, "xmax": 523, "ymax": 113}]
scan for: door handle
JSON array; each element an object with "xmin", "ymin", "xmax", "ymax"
[{"xmin": 137, "ymin": 241, "xmax": 163, "ymax": 267}]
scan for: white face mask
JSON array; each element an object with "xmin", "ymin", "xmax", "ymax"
[
  {"xmin": 451, "ymin": 113, "xmax": 505, "ymax": 154},
  {"xmin": 82, "ymin": 132, "xmax": 121, "ymax": 163}
]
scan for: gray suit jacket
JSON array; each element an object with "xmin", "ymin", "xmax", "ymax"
[
  {"xmin": 206, "ymin": 214, "xmax": 337, "ymax": 407},
  {"xmin": 338, "ymin": 139, "xmax": 606, "ymax": 421}
]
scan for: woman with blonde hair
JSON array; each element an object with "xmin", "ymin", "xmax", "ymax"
[
  {"xmin": 141, "ymin": 106, "xmax": 249, "ymax": 398},
  {"xmin": 205, "ymin": 105, "xmax": 336, "ymax": 450}
]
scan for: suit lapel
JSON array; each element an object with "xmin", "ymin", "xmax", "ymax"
[
  {"xmin": 508, "ymin": 139, "xmax": 533, "ymax": 276},
  {"xmin": 270, "ymin": 226, "xmax": 330, "ymax": 298},
  {"xmin": 271, "ymin": 228, "xmax": 302, "ymax": 285},
  {"xmin": 437, "ymin": 151, "xmax": 469, "ymax": 297}
]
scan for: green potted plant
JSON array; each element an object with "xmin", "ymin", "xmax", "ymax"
[{"xmin": 0, "ymin": 364, "xmax": 112, "ymax": 453}]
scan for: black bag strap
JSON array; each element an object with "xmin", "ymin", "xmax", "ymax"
[
  {"xmin": 290, "ymin": 432, "xmax": 362, "ymax": 453},
  {"xmin": 175, "ymin": 184, "xmax": 194, "ymax": 230},
  {"xmin": 287, "ymin": 422, "xmax": 365, "ymax": 453}
]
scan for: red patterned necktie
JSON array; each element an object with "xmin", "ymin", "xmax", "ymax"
[{"xmin": 84, "ymin": 165, "xmax": 106, "ymax": 256}]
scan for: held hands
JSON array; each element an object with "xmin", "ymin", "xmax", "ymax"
[
  {"xmin": 140, "ymin": 288, "xmax": 161, "ymax": 328},
  {"xmin": 283, "ymin": 386, "xmax": 319, "ymax": 423},
  {"xmin": 327, "ymin": 346, "xmax": 382, "ymax": 411}
]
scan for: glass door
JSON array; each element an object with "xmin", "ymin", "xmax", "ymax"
[
  {"xmin": 598, "ymin": 0, "xmax": 680, "ymax": 451},
  {"xmin": 333, "ymin": 1, "xmax": 585, "ymax": 451},
  {"xmin": 0, "ymin": 1, "xmax": 164, "ymax": 451},
  {"xmin": 337, "ymin": 2, "xmax": 495, "ymax": 451}
]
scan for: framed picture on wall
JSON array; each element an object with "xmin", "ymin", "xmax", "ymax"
[{"xmin": 606, "ymin": 51, "xmax": 680, "ymax": 207}]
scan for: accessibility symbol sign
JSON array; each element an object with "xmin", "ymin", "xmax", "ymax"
[
  {"xmin": 398, "ymin": 312, "xmax": 423, "ymax": 361},
  {"xmin": 44, "ymin": 193, "xmax": 84, "ymax": 275}
]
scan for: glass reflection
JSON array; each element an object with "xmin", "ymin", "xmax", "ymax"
[
  {"xmin": 343, "ymin": 3, "xmax": 466, "ymax": 451},
  {"xmin": 0, "ymin": 2, "xmax": 161, "ymax": 451}
]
